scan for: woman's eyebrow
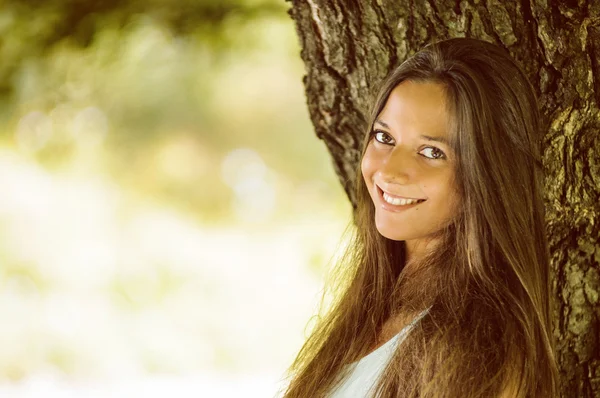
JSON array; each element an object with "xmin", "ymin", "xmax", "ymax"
[
  {"xmin": 374, "ymin": 119, "xmax": 389, "ymax": 128},
  {"xmin": 421, "ymin": 134, "xmax": 450, "ymax": 146},
  {"xmin": 375, "ymin": 119, "xmax": 450, "ymax": 146}
]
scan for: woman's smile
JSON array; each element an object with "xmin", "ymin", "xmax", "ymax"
[{"xmin": 377, "ymin": 185, "xmax": 427, "ymax": 211}]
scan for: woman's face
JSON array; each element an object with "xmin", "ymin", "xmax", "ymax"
[{"xmin": 361, "ymin": 80, "xmax": 460, "ymax": 256}]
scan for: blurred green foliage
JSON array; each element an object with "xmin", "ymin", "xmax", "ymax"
[
  {"xmin": 0, "ymin": 0, "xmax": 352, "ymax": 388},
  {"xmin": 0, "ymin": 0, "xmax": 348, "ymax": 224}
]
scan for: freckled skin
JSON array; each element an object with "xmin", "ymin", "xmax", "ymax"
[{"xmin": 361, "ymin": 81, "xmax": 460, "ymax": 262}]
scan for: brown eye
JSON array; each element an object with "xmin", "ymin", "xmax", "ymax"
[
  {"xmin": 373, "ymin": 131, "xmax": 394, "ymax": 145},
  {"xmin": 420, "ymin": 147, "xmax": 446, "ymax": 160}
]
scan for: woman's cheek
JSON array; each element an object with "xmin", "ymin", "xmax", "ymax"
[{"xmin": 361, "ymin": 149, "xmax": 377, "ymax": 182}]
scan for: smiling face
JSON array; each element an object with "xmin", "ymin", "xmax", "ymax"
[{"xmin": 361, "ymin": 80, "xmax": 460, "ymax": 260}]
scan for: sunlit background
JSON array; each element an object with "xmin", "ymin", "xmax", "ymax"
[{"xmin": 0, "ymin": 1, "xmax": 352, "ymax": 396}]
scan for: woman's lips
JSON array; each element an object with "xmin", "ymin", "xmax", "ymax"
[
  {"xmin": 376, "ymin": 185, "xmax": 426, "ymax": 201},
  {"xmin": 376, "ymin": 185, "xmax": 426, "ymax": 212}
]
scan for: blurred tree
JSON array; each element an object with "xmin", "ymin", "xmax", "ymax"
[
  {"xmin": 288, "ymin": 1, "xmax": 600, "ymax": 397},
  {"xmin": 0, "ymin": 0, "xmax": 287, "ymax": 99}
]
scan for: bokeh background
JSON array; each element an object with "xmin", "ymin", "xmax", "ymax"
[{"xmin": 0, "ymin": 1, "xmax": 352, "ymax": 396}]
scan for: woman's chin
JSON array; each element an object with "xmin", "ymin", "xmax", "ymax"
[{"xmin": 375, "ymin": 225, "xmax": 407, "ymax": 241}]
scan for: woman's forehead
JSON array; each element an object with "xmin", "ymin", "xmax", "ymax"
[{"xmin": 378, "ymin": 81, "xmax": 450, "ymax": 137}]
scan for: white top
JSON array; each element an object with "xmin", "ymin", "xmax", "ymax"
[{"xmin": 328, "ymin": 307, "xmax": 431, "ymax": 398}]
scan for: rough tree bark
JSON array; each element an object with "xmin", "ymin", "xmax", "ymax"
[{"xmin": 287, "ymin": 1, "xmax": 600, "ymax": 396}]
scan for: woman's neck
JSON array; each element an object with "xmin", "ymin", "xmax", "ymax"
[{"xmin": 404, "ymin": 235, "xmax": 443, "ymax": 268}]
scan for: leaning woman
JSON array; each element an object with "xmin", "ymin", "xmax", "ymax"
[{"xmin": 282, "ymin": 37, "xmax": 558, "ymax": 397}]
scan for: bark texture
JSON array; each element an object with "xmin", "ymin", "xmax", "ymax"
[{"xmin": 288, "ymin": 1, "xmax": 600, "ymax": 396}]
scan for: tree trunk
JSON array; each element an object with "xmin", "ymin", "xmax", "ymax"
[{"xmin": 287, "ymin": 1, "xmax": 600, "ymax": 396}]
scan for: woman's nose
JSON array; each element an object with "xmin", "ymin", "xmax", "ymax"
[{"xmin": 379, "ymin": 147, "xmax": 415, "ymax": 183}]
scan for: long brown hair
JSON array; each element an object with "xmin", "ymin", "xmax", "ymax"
[{"xmin": 281, "ymin": 38, "xmax": 558, "ymax": 397}]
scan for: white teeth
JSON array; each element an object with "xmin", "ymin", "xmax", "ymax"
[{"xmin": 382, "ymin": 192, "xmax": 423, "ymax": 206}]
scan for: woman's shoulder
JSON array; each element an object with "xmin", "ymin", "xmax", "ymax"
[{"xmin": 366, "ymin": 306, "xmax": 431, "ymax": 357}]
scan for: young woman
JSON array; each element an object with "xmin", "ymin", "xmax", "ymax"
[{"xmin": 281, "ymin": 38, "xmax": 559, "ymax": 397}]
